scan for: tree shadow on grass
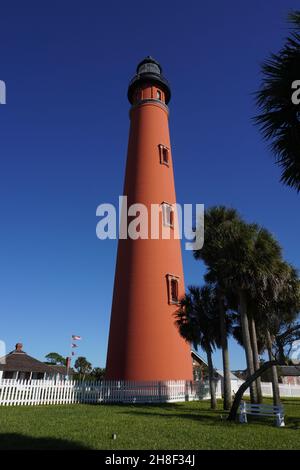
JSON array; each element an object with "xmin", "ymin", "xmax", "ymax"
[
  {"xmin": 83, "ymin": 401, "xmax": 230, "ymax": 426},
  {"xmin": 121, "ymin": 405, "xmax": 300, "ymax": 429},
  {"xmin": 131, "ymin": 408, "xmax": 300, "ymax": 431},
  {"xmin": 280, "ymin": 398, "xmax": 300, "ymax": 406},
  {"xmin": 276, "ymin": 398, "xmax": 300, "ymax": 429},
  {"xmin": 118, "ymin": 407, "xmax": 230, "ymax": 427},
  {"xmin": 284, "ymin": 416, "xmax": 300, "ymax": 429},
  {"xmin": 0, "ymin": 433, "xmax": 91, "ymax": 450},
  {"xmin": 96, "ymin": 401, "xmax": 218, "ymax": 411}
]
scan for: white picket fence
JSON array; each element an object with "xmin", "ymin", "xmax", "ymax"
[
  {"xmin": 230, "ymin": 382, "xmax": 300, "ymax": 398},
  {"xmin": 261, "ymin": 382, "xmax": 300, "ymax": 398},
  {"xmin": 0, "ymin": 379, "xmax": 214, "ymax": 406},
  {"xmin": 1, "ymin": 379, "xmax": 298, "ymax": 407}
]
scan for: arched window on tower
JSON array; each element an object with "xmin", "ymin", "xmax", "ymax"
[{"xmin": 157, "ymin": 90, "xmax": 162, "ymax": 100}]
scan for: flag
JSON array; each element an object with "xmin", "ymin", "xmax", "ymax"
[
  {"xmin": 72, "ymin": 351, "xmax": 75, "ymax": 356},
  {"xmin": 72, "ymin": 335, "xmax": 82, "ymax": 340},
  {"xmin": 71, "ymin": 343, "xmax": 78, "ymax": 348}
]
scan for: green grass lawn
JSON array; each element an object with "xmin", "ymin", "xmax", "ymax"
[{"xmin": 1, "ymin": 398, "xmax": 300, "ymax": 450}]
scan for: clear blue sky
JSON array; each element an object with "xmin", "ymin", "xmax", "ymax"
[{"xmin": 1, "ymin": 1, "xmax": 299, "ymax": 371}]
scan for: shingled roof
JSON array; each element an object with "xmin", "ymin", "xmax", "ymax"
[
  {"xmin": 0, "ymin": 343, "xmax": 65, "ymax": 375},
  {"xmin": 279, "ymin": 366, "xmax": 300, "ymax": 377},
  {"xmin": 47, "ymin": 364, "xmax": 73, "ymax": 376}
]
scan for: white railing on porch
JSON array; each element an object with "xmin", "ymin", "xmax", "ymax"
[{"xmin": 0, "ymin": 379, "xmax": 216, "ymax": 406}]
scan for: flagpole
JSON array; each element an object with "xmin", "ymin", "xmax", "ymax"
[
  {"xmin": 66, "ymin": 336, "xmax": 72, "ymax": 379},
  {"xmin": 67, "ymin": 335, "xmax": 81, "ymax": 379}
]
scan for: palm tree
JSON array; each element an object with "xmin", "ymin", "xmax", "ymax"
[
  {"xmin": 194, "ymin": 206, "xmax": 241, "ymax": 409},
  {"xmin": 254, "ymin": 262, "xmax": 300, "ymax": 405},
  {"xmin": 175, "ymin": 285, "xmax": 221, "ymax": 410},
  {"xmin": 74, "ymin": 356, "xmax": 92, "ymax": 381},
  {"xmin": 243, "ymin": 260, "xmax": 296, "ymax": 405},
  {"xmin": 255, "ymin": 11, "xmax": 300, "ymax": 192},
  {"xmin": 275, "ymin": 321, "xmax": 300, "ymax": 363},
  {"xmin": 195, "ymin": 207, "xmax": 286, "ymax": 404},
  {"xmin": 227, "ymin": 225, "xmax": 285, "ymax": 403},
  {"xmin": 232, "ymin": 311, "xmax": 264, "ymax": 404},
  {"xmin": 228, "ymin": 274, "xmax": 300, "ymax": 420},
  {"xmin": 194, "ymin": 208, "xmax": 260, "ymax": 403},
  {"xmin": 248, "ymin": 315, "xmax": 263, "ymax": 403}
]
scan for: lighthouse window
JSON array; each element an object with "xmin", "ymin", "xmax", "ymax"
[
  {"xmin": 171, "ymin": 279, "xmax": 178, "ymax": 302},
  {"xmin": 157, "ymin": 90, "xmax": 162, "ymax": 100},
  {"xmin": 162, "ymin": 147, "xmax": 169, "ymax": 164},
  {"xmin": 162, "ymin": 202, "xmax": 174, "ymax": 228},
  {"xmin": 166, "ymin": 274, "xmax": 180, "ymax": 304},
  {"xmin": 159, "ymin": 145, "xmax": 169, "ymax": 166}
]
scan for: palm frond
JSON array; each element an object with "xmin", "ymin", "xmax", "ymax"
[{"xmin": 254, "ymin": 11, "xmax": 300, "ymax": 192}]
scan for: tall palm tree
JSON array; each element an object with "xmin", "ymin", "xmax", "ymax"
[
  {"xmin": 248, "ymin": 315, "xmax": 263, "ymax": 403},
  {"xmin": 175, "ymin": 285, "xmax": 221, "ymax": 410},
  {"xmin": 244, "ymin": 260, "xmax": 296, "ymax": 405},
  {"xmin": 254, "ymin": 262, "xmax": 300, "ymax": 405},
  {"xmin": 227, "ymin": 225, "xmax": 284, "ymax": 403},
  {"xmin": 195, "ymin": 208, "xmax": 259, "ymax": 403},
  {"xmin": 232, "ymin": 311, "xmax": 264, "ymax": 404},
  {"xmin": 195, "ymin": 207, "xmax": 285, "ymax": 404},
  {"xmin": 255, "ymin": 11, "xmax": 300, "ymax": 192},
  {"xmin": 194, "ymin": 206, "xmax": 241, "ymax": 409}
]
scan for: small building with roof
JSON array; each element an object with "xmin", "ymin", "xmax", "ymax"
[
  {"xmin": 0, "ymin": 343, "xmax": 70, "ymax": 381},
  {"xmin": 279, "ymin": 366, "xmax": 300, "ymax": 385},
  {"xmin": 191, "ymin": 350, "xmax": 243, "ymax": 393}
]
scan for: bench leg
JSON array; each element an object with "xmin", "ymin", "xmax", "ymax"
[
  {"xmin": 239, "ymin": 402, "xmax": 248, "ymax": 424},
  {"xmin": 239, "ymin": 411, "xmax": 247, "ymax": 424},
  {"xmin": 276, "ymin": 413, "xmax": 285, "ymax": 427}
]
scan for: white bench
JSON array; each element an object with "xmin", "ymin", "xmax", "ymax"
[{"xmin": 239, "ymin": 401, "xmax": 285, "ymax": 427}]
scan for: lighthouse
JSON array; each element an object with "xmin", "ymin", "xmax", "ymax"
[{"xmin": 105, "ymin": 57, "xmax": 193, "ymax": 381}]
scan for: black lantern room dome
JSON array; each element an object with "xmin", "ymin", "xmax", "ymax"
[{"xmin": 128, "ymin": 56, "xmax": 171, "ymax": 104}]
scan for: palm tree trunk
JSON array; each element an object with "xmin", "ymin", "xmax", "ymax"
[
  {"xmin": 218, "ymin": 294, "xmax": 232, "ymax": 410},
  {"xmin": 238, "ymin": 290, "xmax": 258, "ymax": 403},
  {"xmin": 266, "ymin": 330, "xmax": 280, "ymax": 406},
  {"xmin": 275, "ymin": 337, "xmax": 286, "ymax": 364},
  {"xmin": 249, "ymin": 316, "xmax": 263, "ymax": 403},
  {"xmin": 206, "ymin": 349, "xmax": 217, "ymax": 410},
  {"xmin": 227, "ymin": 360, "xmax": 277, "ymax": 421}
]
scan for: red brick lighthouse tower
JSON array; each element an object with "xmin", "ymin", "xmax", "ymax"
[{"xmin": 106, "ymin": 57, "xmax": 193, "ymax": 381}]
